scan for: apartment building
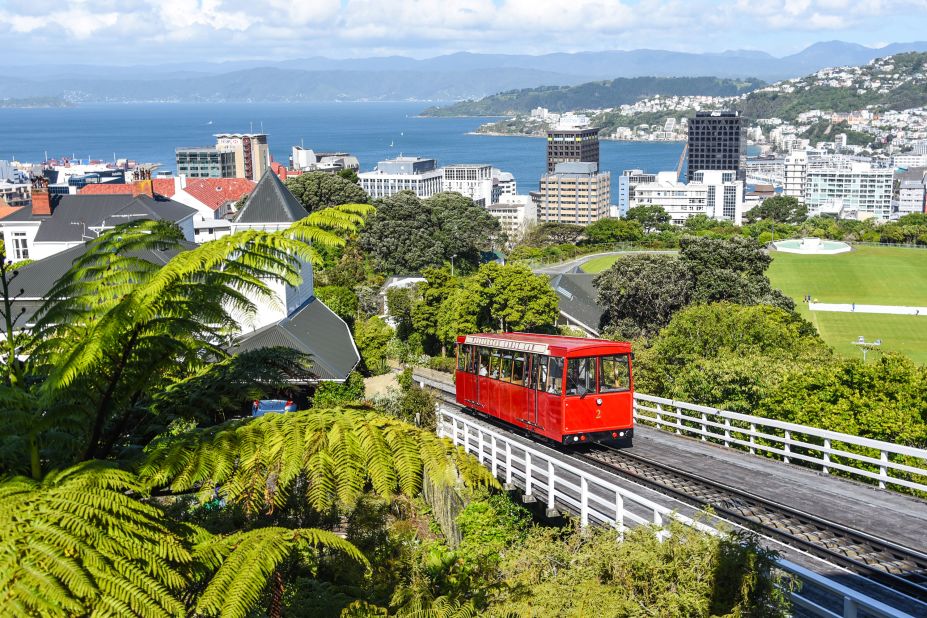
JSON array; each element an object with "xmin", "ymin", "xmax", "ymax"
[
  {"xmin": 538, "ymin": 162, "xmax": 610, "ymax": 225},
  {"xmin": 442, "ymin": 164, "xmax": 494, "ymax": 207},
  {"xmin": 358, "ymin": 156, "xmax": 444, "ymax": 199},
  {"xmin": 617, "ymin": 169, "xmax": 657, "ymax": 217},
  {"xmin": 631, "ymin": 170, "xmax": 744, "ymax": 225},
  {"xmin": 175, "ymin": 147, "xmax": 237, "ymax": 178},
  {"xmin": 215, "ymin": 133, "xmax": 271, "ymax": 181},
  {"xmin": 804, "ymin": 163, "xmax": 893, "ymax": 220}
]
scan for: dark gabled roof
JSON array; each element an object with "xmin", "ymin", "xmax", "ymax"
[
  {"xmin": 233, "ymin": 297, "xmax": 359, "ymax": 381},
  {"xmin": 30, "ymin": 195, "xmax": 196, "ymax": 243},
  {"xmin": 548, "ymin": 273, "xmax": 604, "ymax": 336},
  {"xmin": 10, "ymin": 240, "xmax": 196, "ymax": 324},
  {"xmin": 233, "ymin": 170, "xmax": 308, "ymax": 224},
  {"xmin": 0, "ymin": 194, "xmax": 197, "ymax": 239}
]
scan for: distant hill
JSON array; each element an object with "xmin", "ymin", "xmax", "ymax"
[
  {"xmin": 6, "ymin": 41, "xmax": 927, "ymax": 104},
  {"xmin": 421, "ymin": 77, "xmax": 765, "ymax": 117},
  {"xmin": 736, "ymin": 52, "xmax": 927, "ymax": 120}
]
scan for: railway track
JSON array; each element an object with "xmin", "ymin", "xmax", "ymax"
[
  {"xmin": 421, "ymin": 375, "xmax": 927, "ymax": 610},
  {"xmin": 581, "ymin": 446, "xmax": 927, "ymax": 606}
]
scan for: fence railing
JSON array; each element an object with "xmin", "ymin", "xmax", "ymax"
[
  {"xmin": 634, "ymin": 393, "xmax": 927, "ymax": 494},
  {"xmin": 438, "ymin": 403, "xmax": 915, "ymax": 618}
]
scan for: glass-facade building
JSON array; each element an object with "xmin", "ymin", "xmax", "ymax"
[
  {"xmin": 175, "ymin": 147, "xmax": 236, "ymax": 178},
  {"xmin": 687, "ymin": 111, "xmax": 745, "ymax": 182}
]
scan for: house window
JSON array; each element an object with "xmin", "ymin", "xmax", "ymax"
[{"xmin": 11, "ymin": 232, "xmax": 29, "ymax": 260}]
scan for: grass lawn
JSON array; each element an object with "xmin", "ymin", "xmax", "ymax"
[
  {"xmin": 581, "ymin": 254, "xmax": 621, "ymax": 274},
  {"xmin": 767, "ymin": 246, "xmax": 927, "ymax": 306},
  {"xmin": 768, "ymin": 246, "xmax": 927, "ymax": 364}
]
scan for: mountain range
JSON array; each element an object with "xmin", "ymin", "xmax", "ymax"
[{"xmin": 4, "ymin": 41, "xmax": 927, "ymax": 103}]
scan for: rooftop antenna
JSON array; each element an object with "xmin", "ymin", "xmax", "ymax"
[
  {"xmin": 250, "ymin": 121, "xmax": 253, "ymax": 133},
  {"xmin": 260, "ymin": 121, "xmax": 264, "ymax": 133}
]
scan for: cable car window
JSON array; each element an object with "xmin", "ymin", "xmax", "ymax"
[
  {"xmin": 512, "ymin": 353, "xmax": 526, "ymax": 385},
  {"xmin": 469, "ymin": 346, "xmax": 480, "ymax": 373},
  {"xmin": 489, "ymin": 349, "xmax": 502, "ymax": 379},
  {"xmin": 500, "ymin": 352, "xmax": 514, "ymax": 381},
  {"xmin": 599, "ymin": 355, "xmax": 631, "ymax": 392},
  {"xmin": 566, "ymin": 357, "xmax": 595, "ymax": 396},
  {"xmin": 532, "ymin": 355, "xmax": 546, "ymax": 391},
  {"xmin": 479, "ymin": 347, "xmax": 491, "ymax": 376},
  {"xmin": 457, "ymin": 344, "xmax": 470, "ymax": 372},
  {"xmin": 547, "ymin": 357, "xmax": 564, "ymax": 395}
]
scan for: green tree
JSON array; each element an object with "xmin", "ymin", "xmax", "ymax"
[
  {"xmin": 584, "ymin": 218, "xmax": 644, "ymax": 244},
  {"xmin": 386, "ymin": 286, "xmax": 417, "ymax": 340},
  {"xmin": 744, "ymin": 195, "xmax": 808, "ymax": 224},
  {"xmin": 469, "ymin": 262, "xmax": 559, "ymax": 332},
  {"xmin": 624, "ymin": 205, "xmax": 670, "ymax": 232},
  {"xmin": 594, "ymin": 254, "xmax": 693, "ymax": 338},
  {"xmin": 634, "ymin": 302, "xmax": 830, "ymax": 411},
  {"xmin": 355, "ymin": 316, "xmax": 395, "ymax": 375},
  {"xmin": 428, "ymin": 192, "xmax": 502, "ymax": 263},
  {"xmin": 316, "ymin": 285, "xmax": 359, "ymax": 326},
  {"xmin": 521, "ymin": 222, "xmax": 585, "ymax": 247},
  {"xmin": 312, "ymin": 371, "xmax": 366, "ymax": 407},
  {"xmin": 285, "ymin": 171, "xmax": 369, "ymax": 213}
]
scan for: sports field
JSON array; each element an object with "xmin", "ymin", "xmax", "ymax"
[
  {"xmin": 581, "ymin": 254, "xmax": 621, "ymax": 274},
  {"xmin": 767, "ymin": 246, "xmax": 927, "ymax": 364}
]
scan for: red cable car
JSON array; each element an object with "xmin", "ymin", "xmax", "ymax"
[{"xmin": 455, "ymin": 333, "xmax": 634, "ymax": 446}]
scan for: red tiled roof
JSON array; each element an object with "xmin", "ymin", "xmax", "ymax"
[
  {"xmin": 0, "ymin": 198, "xmax": 23, "ymax": 221},
  {"xmin": 152, "ymin": 178, "xmax": 176, "ymax": 197},
  {"xmin": 78, "ymin": 179, "xmax": 176, "ymax": 198},
  {"xmin": 183, "ymin": 178, "xmax": 255, "ymax": 211},
  {"xmin": 271, "ymin": 162, "xmax": 288, "ymax": 180}
]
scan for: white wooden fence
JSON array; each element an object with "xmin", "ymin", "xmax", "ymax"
[
  {"xmin": 438, "ymin": 403, "xmax": 917, "ymax": 618},
  {"xmin": 634, "ymin": 393, "xmax": 927, "ymax": 494}
]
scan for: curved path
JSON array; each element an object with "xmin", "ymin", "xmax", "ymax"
[
  {"xmin": 532, "ymin": 250, "xmax": 676, "ymax": 275},
  {"xmin": 810, "ymin": 302, "xmax": 927, "ymax": 316}
]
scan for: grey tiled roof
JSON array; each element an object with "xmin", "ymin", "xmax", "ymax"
[
  {"xmin": 233, "ymin": 170, "xmax": 308, "ymax": 224},
  {"xmin": 11, "ymin": 241, "xmax": 197, "ymax": 323},
  {"xmin": 233, "ymin": 297, "xmax": 359, "ymax": 381},
  {"xmin": 3, "ymin": 194, "xmax": 197, "ymax": 243},
  {"xmin": 548, "ymin": 273, "xmax": 604, "ymax": 336}
]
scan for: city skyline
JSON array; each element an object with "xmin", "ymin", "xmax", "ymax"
[{"xmin": 2, "ymin": 0, "xmax": 927, "ymax": 65}]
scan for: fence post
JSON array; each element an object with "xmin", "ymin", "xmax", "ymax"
[
  {"xmin": 843, "ymin": 596, "xmax": 858, "ymax": 618},
  {"xmin": 505, "ymin": 441, "xmax": 513, "ymax": 489},
  {"xmin": 749, "ymin": 423, "xmax": 756, "ymax": 455},
  {"xmin": 491, "ymin": 435, "xmax": 498, "ymax": 477},
  {"xmin": 823, "ymin": 438, "xmax": 831, "ymax": 475},
  {"xmin": 580, "ymin": 476, "xmax": 589, "ymax": 527},
  {"xmin": 615, "ymin": 493, "xmax": 624, "ymax": 539},
  {"xmin": 463, "ymin": 422, "xmax": 470, "ymax": 454},
  {"xmin": 676, "ymin": 407, "xmax": 682, "ymax": 435},
  {"xmin": 656, "ymin": 403, "xmax": 664, "ymax": 429},
  {"xmin": 478, "ymin": 429, "xmax": 484, "ymax": 465},
  {"xmin": 724, "ymin": 418, "xmax": 731, "ymax": 447},
  {"xmin": 547, "ymin": 459, "xmax": 556, "ymax": 514},
  {"xmin": 701, "ymin": 413, "xmax": 707, "ymax": 441},
  {"xmin": 525, "ymin": 452, "xmax": 533, "ymax": 498},
  {"xmin": 784, "ymin": 430, "xmax": 791, "ymax": 464},
  {"xmin": 879, "ymin": 451, "xmax": 888, "ymax": 490}
]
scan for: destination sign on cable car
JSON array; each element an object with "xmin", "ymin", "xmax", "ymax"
[{"xmin": 463, "ymin": 335, "xmax": 549, "ymax": 355}]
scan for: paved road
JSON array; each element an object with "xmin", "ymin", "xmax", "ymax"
[{"xmin": 532, "ymin": 250, "xmax": 677, "ymax": 275}]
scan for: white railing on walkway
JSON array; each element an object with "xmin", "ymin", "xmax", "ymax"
[
  {"xmin": 438, "ymin": 403, "xmax": 917, "ymax": 618},
  {"xmin": 634, "ymin": 393, "xmax": 927, "ymax": 494}
]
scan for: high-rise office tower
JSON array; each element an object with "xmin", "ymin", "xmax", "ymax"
[
  {"xmin": 686, "ymin": 111, "xmax": 745, "ymax": 182},
  {"xmin": 546, "ymin": 127, "xmax": 600, "ymax": 173},
  {"xmin": 215, "ymin": 133, "xmax": 270, "ymax": 181}
]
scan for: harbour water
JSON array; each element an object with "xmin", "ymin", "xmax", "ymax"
[{"xmin": 0, "ymin": 102, "xmax": 687, "ymax": 194}]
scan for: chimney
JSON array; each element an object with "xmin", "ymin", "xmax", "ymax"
[
  {"xmin": 132, "ymin": 179, "xmax": 154, "ymax": 198},
  {"xmin": 31, "ymin": 177, "xmax": 52, "ymax": 216}
]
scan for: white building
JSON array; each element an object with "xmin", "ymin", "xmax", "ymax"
[
  {"xmin": 897, "ymin": 179, "xmax": 926, "ymax": 216},
  {"xmin": 492, "ymin": 169, "xmax": 517, "ymax": 201},
  {"xmin": 442, "ymin": 164, "xmax": 494, "ymax": 207},
  {"xmin": 487, "ymin": 194, "xmax": 536, "ymax": 242},
  {"xmin": 804, "ymin": 163, "xmax": 894, "ymax": 220},
  {"xmin": 291, "ymin": 146, "xmax": 359, "ymax": 173},
  {"xmin": 783, "ymin": 151, "xmax": 808, "ymax": 201},
  {"xmin": 893, "ymin": 153, "xmax": 927, "ymax": 168},
  {"xmin": 359, "ymin": 156, "xmax": 443, "ymax": 199},
  {"xmin": 631, "ymin": 170, "xmax": 744, "ymax": 226}
]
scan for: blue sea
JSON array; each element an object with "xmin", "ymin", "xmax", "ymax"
[{"xmin": 0, "ymin": 102, "xmax": 687, "ymax": 195}]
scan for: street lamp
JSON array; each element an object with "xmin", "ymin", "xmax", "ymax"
[
  {"xmin": 451, "ymin": 254, "xmax": 457, "ymax": 277},
  {"xmin": 851, "ymin": 336, "xmax": 881, "ymax": 362}
]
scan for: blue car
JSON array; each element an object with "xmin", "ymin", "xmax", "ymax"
[{"xmin": 252, "ymin": 399, "xmax": 298, "ymax": 417}]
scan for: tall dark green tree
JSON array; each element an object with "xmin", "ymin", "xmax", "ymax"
[
  {"xmin": 584, "ymin": 218, "xmax": 644, "ymax": 244},
  {"xmin": 744, "ymin": 195, "xmax": 807, "ymax": 224},
  {"xmin": 624, "ymin": 205, "xmax": 671, "ymax": 233},
  {"xmin": 285, "ymin": 171, "xmax": 370, "ymax": 212}
]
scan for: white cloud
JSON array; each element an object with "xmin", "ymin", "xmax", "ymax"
[{"xmin": 0, "ymin": 0, "xmax": 925, "ymax": 62}]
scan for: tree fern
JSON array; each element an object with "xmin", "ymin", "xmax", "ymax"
[
  {"xmin": 0, "ymin": 461, "xmax": 190, "ymax": 617},
  {"xmin": 139, "ymin": 406, "xmax": 498, "ymax": 513}
]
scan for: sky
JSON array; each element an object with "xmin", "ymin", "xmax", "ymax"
[{"xmin": 2, "ymin": 0, "xmax": 927, "ymax": 65}]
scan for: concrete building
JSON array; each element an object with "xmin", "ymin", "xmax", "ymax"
[
  {"xmin": 358, "ymin": 156, "xmax": 443, "ymax": 199},
  {"xmin": 0, "ymin": 181, "xmax": 32, "ymax": 208},
  {"xmin": 896, "ymin": 176, "xmax": 927, "ymax": 216},
  {"xmin": 291, "ymin": 146, "xmax": 359, "ymax": 173},
  {"xmin": 893, "ymin": 153, "xmax": 927, "ymax": 168},
  {"xmin": 804, "ymin": 163, "xmax": 893, "ymax": 220},
  {"xmin": 442, "ymin": 164, "xmax": 493, "ymax": 207},
  {"xmin": 617, "ymin": 169, "xmax": 657, "ymax": 217},
  {"xmin": 783, "ymin": 151, "xmax": 809, "ymax": 201},
  {"xmin": 687, "ymin": 111, "xmax": 745, "ymax": 182},
  {"xmin": 215, "ymin": 133, "xmax": 270, "ymax": 181},
  {"xmin": 492, "ymin": 169, "xmax": 516, "ymax": 202},
  {"xmin": 487, "ymin": 194, "xmax": 536, "ymax": 242},
  {"xmin": 175, "ymin": 147, "xmax": 237, "ymax": 178},
  {"xmin": 538, "ymin": 162, "xmax": 610, "ymax": 225},
  {"xmin": 546, "ymin": 127, "xmax": 600, "ymax": 173},
  {"xmin": 631, "ymin": 170, "xmax": 744, "ymax": 226}
]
